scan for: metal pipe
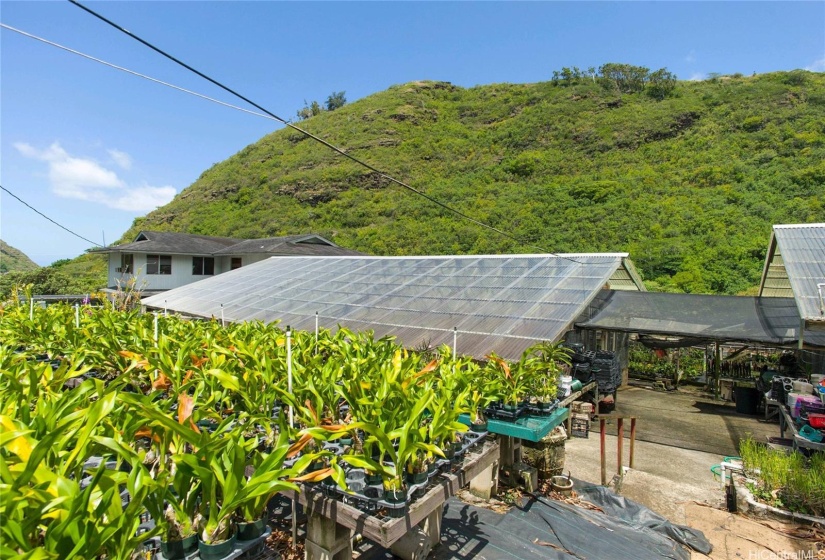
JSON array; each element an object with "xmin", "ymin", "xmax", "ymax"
[
  {"xmin": 617, "ymin": 417, "xmax": 624, "ymax": 475},
  {"xmin": 629, "ymin": 418, "xmax": 636, "ymax": 469},
  {"xmin": 600, "ymin": 418, "xmax": 607, "ymax": 486}
]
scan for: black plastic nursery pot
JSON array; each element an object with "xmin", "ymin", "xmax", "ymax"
[
  {"xmin": 406, "ymin": 471, "xmax": 428, "ymax": 485},
  {"xmin": 383, "ymin": 486, "xmax": 408, "ymax": 504},
  {"xmin": 236, "ymin": 517, "xmax": 266, "ymax": 541},
  {"xmin": 198, "ymin": 533, "xmax": 236, "ymax": 560},
  {"xmin": 470, "ymin": 421, "xmax": 488, "ymax": 433},
  {"xmin": 160, "ymin": 534, "xmax": 197, "ymax": 560},
  {"xmin": 198, "ymin": 534, "xmax": 237, "ymax": 560},
  {"xmin": 365, "ymin": 472, "xmax": 383, "ymax": 485}
]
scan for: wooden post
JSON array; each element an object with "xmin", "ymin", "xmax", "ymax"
[
  {"xmin": 629, "ymin": 418, "xmax": 636, "ymax": 469},
  {"xmin": 600, "ymin": 418, "xmax": 607, "ymax": 486},
  {"xmin": 714, "ymin": 342, "xmax": 721, "ymax": 401},
  {"xmin": 617, "ymin": 417, "xmax": 624, "ymax": 476}
]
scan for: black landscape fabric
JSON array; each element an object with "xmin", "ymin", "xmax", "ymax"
[{"xmin": 435, "ymin": 488, "xmax": 711, "ymax": 560}]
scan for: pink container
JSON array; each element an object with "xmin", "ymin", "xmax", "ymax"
[{"xmin": 793, "ymin": 396, "xmax": 821, "ymax": 418}]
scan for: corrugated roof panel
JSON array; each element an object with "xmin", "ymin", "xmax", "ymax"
[
  {"xmin": 772, "ymin": 224, "xmax": 825, "ymax": 324},
  {"xmin": 143, "ymin": 254, "xmax": 639, "ymax": 360}
]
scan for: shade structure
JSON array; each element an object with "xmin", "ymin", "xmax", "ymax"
[
  {"xmin": 759, "ymin": 223, "xmax": 825, "ymax": 331},
  {"xmin": 576, "ymin": 290, "xmax": 825, "ymax": 348},
  {"xmin": 142, "ymin": 254, "xmax": 639, "ymax": 360}
]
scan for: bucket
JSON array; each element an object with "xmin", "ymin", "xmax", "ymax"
[
  {"xmin": 570, "ymin": 379, "xmax": 583, "ymax": 393},
  {"xmin": 550, "ymin": 475, "xmax": 573, "ymax": 496},
  {"xmin": 793, "ymin": 380, "xmax": 814, "ymax": 395}
]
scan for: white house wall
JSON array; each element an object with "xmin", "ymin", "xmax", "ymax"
[{"xmin": 108, "ymin": 254, "xmax": 219, "ymax": 291}]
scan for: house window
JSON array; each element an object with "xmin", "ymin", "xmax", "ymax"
[
  {"xmin": 146, "ymin": 254, "xmax": 172, "ymax": 275},
  {"xmin": 230, "ymin": 257, "xmax": 242, "ymax": 270},
  {"xmin": 120, "ymin": 253, "xmax": 134, "ymax": 274},
  {"xmin": 192, "ymin": 257, "xmax": 215, "ymax": 276}
]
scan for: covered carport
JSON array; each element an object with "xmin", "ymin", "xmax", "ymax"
[{"xmin": 575, "ymin": 290, "xmax": 825, "ymax": 389}]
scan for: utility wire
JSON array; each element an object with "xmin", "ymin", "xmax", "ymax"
[
  {"xmin": 67, "ymin": 0, "xmax": 583, "ymax": 264},
  {"xmin": 0, "ymin": 23, "xmax": 277, "ymax": 123},
  {"xmin": 0, "ymin": 185, "xmax": 103, "ymax": 247}
]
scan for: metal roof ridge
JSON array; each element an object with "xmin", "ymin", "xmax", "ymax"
[
  {"xmin": 258, "ymin": 253, "xmax": 630, "ymax": 260},
  {"xmin": 773, "ymin": 223, "xmax": 825, "ymax": 230}
]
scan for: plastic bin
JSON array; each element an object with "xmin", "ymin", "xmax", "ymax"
[{"xmin": 733, "ymin": 387, "xmax": 760, "ymax": 415}]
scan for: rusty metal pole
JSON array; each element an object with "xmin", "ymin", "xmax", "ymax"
[
  {"xmin": 629, "ymin": 418, "xmax": 637, "ymax": 469},
  {"xmin": 617, "ymin": 417, "xmax": 624, "ymax": 476},
  {"xmin": 600, "ymin": 418, "xmax": 607, "ymax": 486}
]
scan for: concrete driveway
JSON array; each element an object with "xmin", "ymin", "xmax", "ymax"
[{"xmin": 600, "ymin": 384, "xmax": 776, "ymax": 456}]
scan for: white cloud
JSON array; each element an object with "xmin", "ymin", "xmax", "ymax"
[
  {"xmin": 15, "ymin": 142, "xmax": 175, "ymax": 212},
  {"xmin": 805, "ymin": 55, "xmax": 825, "ymax": 72},
  {"xmin": 688, "ymin": 72, "xmax": 705, "ymax": 81},
  {"xmin": 105, "ymin": 185, "xmax": 178, "ymax": 211},
  {"xmin": 685, "ymin": 50, "xmax": 696, "ymax": 64},
  {"xmin": 108, "ymin": 149, "xmax": 133, "ymax": 170}
]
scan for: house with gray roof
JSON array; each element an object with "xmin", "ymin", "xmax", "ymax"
[{"xmin": 91, "ymin": 231, "xmax": 362, "ymax": 293}]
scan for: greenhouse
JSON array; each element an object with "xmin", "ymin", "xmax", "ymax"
[{"xmin": 142, "ymin": 253, "xmax": 644, "ymax": 360}]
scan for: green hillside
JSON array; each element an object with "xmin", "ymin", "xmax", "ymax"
[
  {"xmin": 123, "ymin": 70, "xmax": 823, "ymax": 294},
  {"xmin": 0, "ymin": 240, "xmax": 39, "ymax": 274}
]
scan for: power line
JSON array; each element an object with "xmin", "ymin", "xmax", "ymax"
[
  {"xmin": 0, "ymin": 23, "xmax": 277, "ymax": 123},
  {"xmin": 0, "ymin": 185, "xmax": 103, "ymax": 247},
  {"xmin": 67, "ymin": 0, "xmax": 583, "ymax": 265}
]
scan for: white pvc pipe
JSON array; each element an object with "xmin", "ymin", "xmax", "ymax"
[
  {"xmin": 75, "ymin": 303, "xmax": 80, "ymax": 329},
  {"xmin": 720, "ymin": 461, "xmax": 743, "ymax": 486},
  {"xmin": 315, "ymin": 312, "xmax": 319, "ymax": 355},
  {"xmin": 287, "ymin": 326, "xmax": 293, "ymax": 429},
  {"xmin": 220, "ymin": 304, "xmax": 224, "ymax": 327},
  {"xmin": 153, "ymin": 312, "xmax": 158, "ymax": 346},
  {"xmin": 453, "ymin": 327, "xmax": 457, "ymax": 357},
  {"xmin": 29, "ymin": 298, "xmax": 34, "ymax": 321},
  {"xmin": 164, "ymin": 300, "xmax": 168, "ymax": 317}
]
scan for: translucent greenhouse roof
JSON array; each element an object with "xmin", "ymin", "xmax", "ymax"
[
  {"xmin": 142, "ymin": 254, "xmax": 640, "ymax": 360},
  {"xmin": 577, "ymin": 291, "xmax": 825, "ymax": 348},
  {"xmin": 759, "ymin": 224, "xmax": 825, "ymax": 331}
]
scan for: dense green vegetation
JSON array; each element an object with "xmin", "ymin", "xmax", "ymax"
[
  {"xmin": 1, "ymin": 301, "xmax": 569, "ymax": 556},
  {"xmin": 0, "ymin": 240, "xmax": 39, "ymax": 274},
  {"xmin": 0, "ymin": 253, "xmax": 107, "ymax": 299},
  {"xmin": 116, "ymin": 70, "xmax": 822, "ymax": 294},
  {"xmin": 740, "ymin": 438, "xmax": 824, "ymax": 516}
]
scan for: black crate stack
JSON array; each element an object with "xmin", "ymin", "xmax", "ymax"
[{"xmin": 582, "ymin": 350, "xmax": 621, "ymax": 395}]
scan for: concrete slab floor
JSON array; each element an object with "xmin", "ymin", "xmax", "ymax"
[
  {"xmin": 562, "ymin": 385, "xmax": 823, "ymax": 560},
  {"xmin": 600, "ymin": 385, "xmax": 777, "ymax": 456}
]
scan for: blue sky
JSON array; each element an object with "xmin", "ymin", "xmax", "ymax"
[{"xmin": 2, "ymin": 1, "xmax": 823, "ymax": 266}]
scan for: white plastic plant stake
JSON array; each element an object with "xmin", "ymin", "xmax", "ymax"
[
  {"xmin": 220, "ymin": 304, "xmax": 224, "ymax": 327},
  {"xmin": 287, "ymin": 326, "xmax": 293, "ymax": 428},
  {"xmin": 286, "ymin": 325, "xmax": 297, "ymax": 549},
  {"xmin": 153, "ymin": 312, "xmax": 158, "ymax": 346},
  {"xmin": 75, "ymin": 303, "xmax": 80, "ymax": 329},
  {"xmin": 315, "ymin": 312, "xmax": 319, "ymax": 355},
  {"xmin": 453, "ymin": 327, "xmax": 457, "ymax": 357},
  {"xmin": 30, "ymin": 298, "xmax": 34, "ymax": 321}
]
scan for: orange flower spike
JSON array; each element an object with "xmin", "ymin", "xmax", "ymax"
[
  {"xmin": 289, "ymin": 467, "xmax": 333, "ymax": 482},
  {"xmin": 286, "ymin": 432, "xmax": 314, "ymax": 458}
]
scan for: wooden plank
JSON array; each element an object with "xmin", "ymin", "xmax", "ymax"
[{"xmin": 290, "ymin": 440, "xmax": 500, "ymax": 548}]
